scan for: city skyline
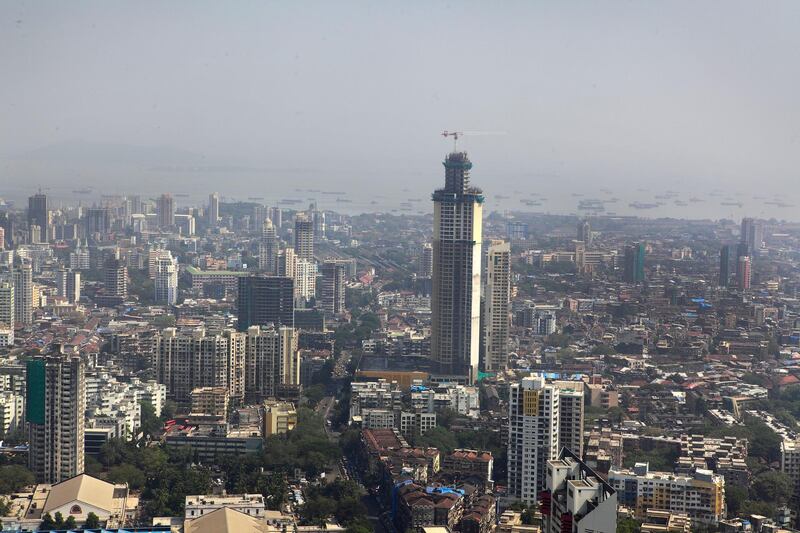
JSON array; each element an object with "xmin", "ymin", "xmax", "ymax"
[{"xmin": 3, "ymin": 2, "xmax": 800, "ymax": 221}]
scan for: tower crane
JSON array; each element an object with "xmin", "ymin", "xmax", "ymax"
[{"xmin": 441, "ymin": 130, "xmax": 506, "ymax": 151}]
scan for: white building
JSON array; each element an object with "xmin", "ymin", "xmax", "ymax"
[
  {"xmin": 0, "ymin": 391, "xmax": 24, "ymax": 434},
  {"xmin": 294, "ymin": 258, "xmax": 317, "ymax": 305},
  {"xmin": 350, "ymin": 380, "xmax": 403, "ymax": 421},
  {"xmin": 154, "ymin": 253, "xmax": 178, "ymax": 305},
  {"xmin": 185, "ymin": 493, "xmax": 266, "ymax": 519},
  {"xmin": 13, "ymin": 261, "xmax": 32, "ymax": 325},
  {"xmin": 508, "ymin": 375, "xmax": 560, "ymax": 504},
  {"xmin": 544, "ymin": 449, "xmax": 617, "ymax": 533}
]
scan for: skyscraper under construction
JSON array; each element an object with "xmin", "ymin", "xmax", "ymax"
[{"xmin": 431, "ymin": 151, "xmax": 483, "ymax": 383}]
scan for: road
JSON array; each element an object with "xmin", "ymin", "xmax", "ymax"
[{"xmin": 315, "ymin": 352, "xmax": 393, "ymax": 532}]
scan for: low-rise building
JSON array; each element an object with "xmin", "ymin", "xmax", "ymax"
[
  {"xmin": 640, "ymin": 509, "xmax": 692, "ymax": 533},
  {"xmin": 0, "ymin": 474, "xmax": 137, "ymax": 530},
  {"xmin": 441, "ymin": 450, "xmax": 493, "ymax": 485},
  {"xmin": 609, "ymin": 463, "xmax": 725, "ymax": 526},
  {"xmin": 185, "ymin": 493, "xmax": 266, "ymax": 519},
  {"xmin": 262, "ymin": 400, "xmax": 297, "ymax": 437}
]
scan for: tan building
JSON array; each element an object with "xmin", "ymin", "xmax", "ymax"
[
  {"xmin": 640, "ymin": 510, "xmax": 692, "ymax": 533},
  {"xmin": 244, "ymin": 325, "xmax": 299, "ymax": 402},
  {"xmin": 609, "ymin": 464, "xmax": 725, "ymax": 526},
  {"xmin": 262, "ymin": 400, "xmax": 297, "ymax": 437},
  {"xmin": 184, "ymin": 507, "xmax": 271, "ymax": 533},
  {"xmin": 483, "ymin": 240, "xmax": 511, "ymax": 372},
  {"xmin": 496, "ymin": 510, "xmax": 541, "ymax": 533},
  {"xmin": 42, "ymin": 474, "xmax": 136, "ymax": 527},
  {"xmin": 185, "ymin": 493, "xmax": 266, "ymax": 519},
  {"xmin": 190, "ymin": 387, "xmax": 230, "ymax": 421}
]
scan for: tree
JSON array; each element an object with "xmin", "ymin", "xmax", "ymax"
[
  {"xmin": 99, "ymin": 438, "xmax": 129, "ymax": 468},
  {"xmin": 726, "ymin": 484, "xmax": 748, "ymax": 516},
  {"xmin": 415, "ymin": 427, "xmax": 458, "ymax": 454},
  {"xmin": 39, "ymin": 513, "xmax": 56, "ymax": 531},
  {"xmin": 749, "ymin": 425, "xmax": 782, "ymax": 463},
  {"xmin": 592, "ymin": 344, "xmax": 615, "ymax": 356},
  {"xmin": 140, "ymin": 400, "xmax": 162, "ymax": 437},
  {"xmin": 84, "ymin": 512, "xmax": 101, "ymax": 529},
  {"xmin": 161, "ymin": 400, "xmax": 178, "ymax": 420},
  {"xmin": 0, "ymin": 497, "xmax": 11, "ymax": 516},
  {"xmin": 108, "ymin": 463, "xmax": 146, "ymax": 490},
  {"xmin": 752, "ymin": 471, "xmax": 793, "ymax": 506},
  {"xmin": 346, "ymin": 519, "xmax": 373, "ymax": 533},
  {"xmin": 63, "ymin": 515, "xmax": 77, "ymax": 529},
  {"xmin": 617, "ymin": 517, "xmax": 641, "ymax": 533},
  {"xmin": 0, "ymin": 465, "xmax": 35, "ymax": 493},
  {"xmin": 304, "ymin": 384, "xmax": 327, "ymax": 407},
  {"xmin": 53, "ymin": 512, "xmax": 64, "ymax": 528},
  {"xmin": 545, "ymin": 333, "xmax": 570, "ymax": 348}
]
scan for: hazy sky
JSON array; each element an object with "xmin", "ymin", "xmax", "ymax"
[{"xmin": 2, "ymin": 1, "xmax": 800, "ymax": 215}]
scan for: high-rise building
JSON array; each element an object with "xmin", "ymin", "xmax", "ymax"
[
  {"xmin": 153, "ymin": 328, "xmax": 246, "ymax": 404},
  {"xmin": 419, "ymin": 243, "xmax": 433, "ymax": 278},
  {"xmin": 508, "ymin": 375, "xmax": 560, "ymax": 504},
  {"xmin": 28, "ymin": 193, "xmax": 49, "ymax": 241},
  {"xmin": 104, "ymin": 258, "xmax": 128, "ymax": 299},
  {"xmin": 27, "ymin": 352, "xmax": 86, "ymax": 483},
  {"xmin": 269, "ymin": 206, "xmax": 282, "ymax": 229},
  {"xmin": 174, "ymin": 214, "xmax": 195, "ymax": 236},
  {"xmin": 0, "ymin": 227, "xmax": 4, "ymax": 251},
  {"xmin": 737, "ymin": 256, "xmax": 751, "ymax": 291},
  {"xmin": 0, "ymin": 282, "xmax": 14, "ymax": 334},
  {"xmin": 623, "ymin": 242, "xmax": 645, "ymax": 283},
  {"xmin": 508, "ymin": 375, "xmax": 586, "ymax": 505},
  {"xmin": 85, "ymin": 207, "xmax": 111, "ymax": 238},
  {"xmin": 207, "ymin": 193, "xmax": 220, "ymax": 227},
  {"xmin": 294, "ymin": 213, "xmax": 314, "ymax": 261},
  {"xmin": 321, "ymin": 260, "xmax": 346, "ymax": 316},
  {"xmin": 719, "ymin": 244, "xmax": 734, "ymax": 287},
  {"xmin": 13, "ymin": 260, "xmax": 33, "ymax": 325},
  {"xmin": 244, "ymin": 325, "xmax": 299, "ymax": 402},
  {"xmin": 252, "ymin": 205, "xmax": 268, "ymax": 231},
  {"xmin": 431, "ymin": 151, "xmax": 483, "ymax": 383},
  {"xmin": 277, "ymin": 248, "xmax": 297, "ymax": 278},
  {"xmin": 237, "ymin": 275, "xmax": 295, "ymax": 331},
  {"xmin": 258, "ymin": 219, "xmax": 279, "ymax": 274},
  {"xmin": 577, "ymin": 219, "xmax": 593, "ymax": 248},
  {"xmin": 554, "ymin": 381, "xmax": 585, "ymax": 458},
  {"xmin": 741, "ymin": 217, "xmax": 763, "ymax": 255},
  {"xmin": 543, "ymin": 449, "xmax": 617, "ymax": 533},
  {"xmin": 154, "ymin": 253, "xmax": 178, "ymax": 304},
  {"xmin": 157, "ymin": 193, "xmax": 175, "ymax": 229},
  {"xmin": 293, "ymin": 258, "xmax": 317, "ymax": 305},
  {"xmin": 310, "ymin": 203, "xmax": 325, "ymax": 243},
  {"xmin": 56, "ymin": 269, "xmax": 81, "ymax": 304},
  {"xmin": 0, "ymin": 212, "xmax": 13, "ymax": 249},
  {"xmin": 29, "ymin": 224, "xmax": 41, "ymax": 244},
  {"xmin": 483, "ymin": 240, "xmax": 511, "ymax": 372},
  {"xmin": 533, "ymin": 308, "xmax": 557, "ymax": 336},
  {"xmin": 507, "ymin": 221, "xmax": 529, "ymax": 241}
]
